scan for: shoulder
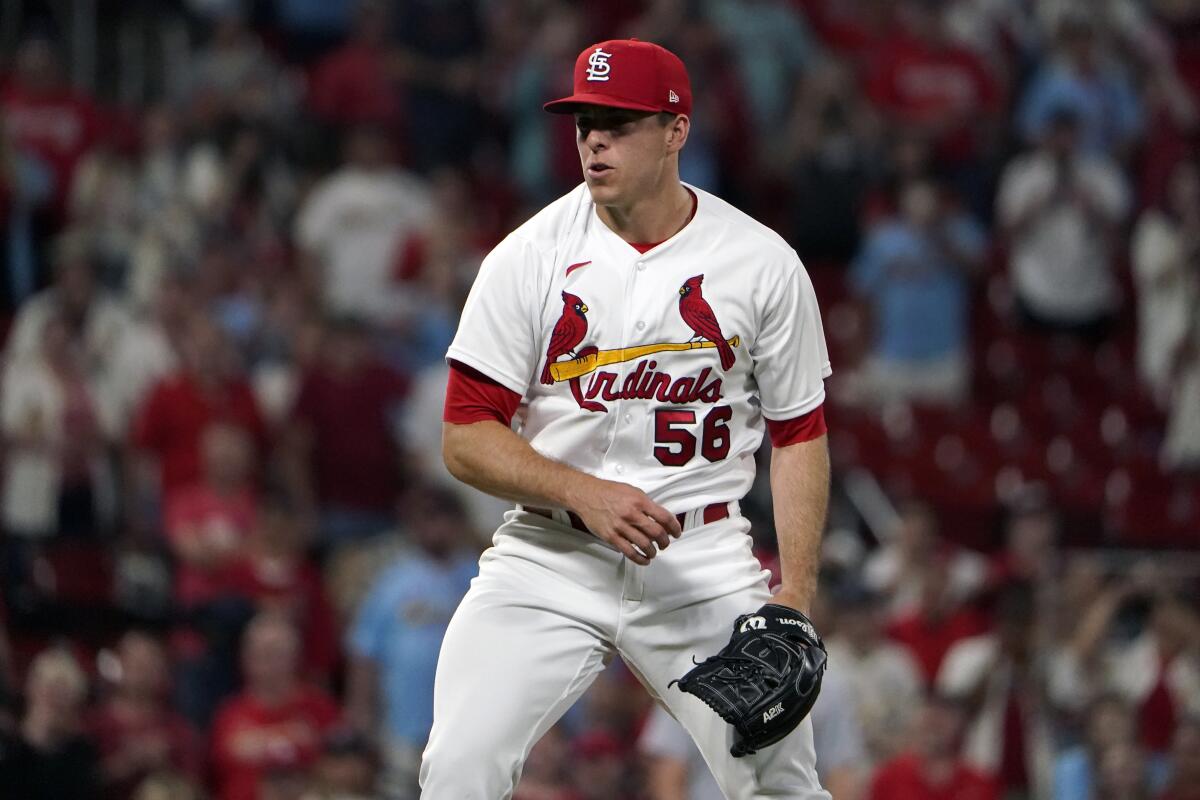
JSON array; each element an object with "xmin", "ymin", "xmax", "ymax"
[{"xmin": 692, "ymin": 186, "xmax": 799, "ymax": 264}]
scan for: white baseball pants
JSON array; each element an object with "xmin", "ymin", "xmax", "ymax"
[{"xmin": 419, "ymin": 509, "xmax": 831, "ymax": 799}]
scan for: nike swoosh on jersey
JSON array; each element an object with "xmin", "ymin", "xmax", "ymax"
[{"xmin": 565, "ymin": 260, "xmax": 592, "ymax": 276}]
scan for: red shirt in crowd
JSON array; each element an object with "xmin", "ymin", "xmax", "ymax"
[
  {"xmin": 308, "ymin": 43, "xmax": 402, "ymax": 128},
  {"xmin": 865, "ymin": 35, "xmax": 1001, "ymax": 163},
  {"xmin": 227, "ymin": 557, "xmax": 339, "ymax": 683},
  {"xmin": 163, "ymin": 484, "xmax": 258, "ymax": 607},
  {"xmin": 133, "ymin": 374, "xmax": 266, "ymax": 498},
  {"xmin": 290, "ymin": 362, "xmax": 408, "ymax": 513},
  {"xmin": 1, "ymin": 78, "xmax": 103, "ymax": 208},
  {"xmin": 886, "ymin": 608, "xmax": 988, "ymax": 685},
  {"xmin": 86, "ymin": 701, "xmax": 202, "ymax": 800},
  {"xmin": 869, "ymin": 754, "xmax": 998, "ymax": 800},
  {"xmin": 210, "ymin": 685, "xmax": 339, "ymax": 800}
]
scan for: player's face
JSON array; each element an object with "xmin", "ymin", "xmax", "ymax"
[{"xmin": 574, "ymin": 105, "xmax": 675, "ymax": 206}]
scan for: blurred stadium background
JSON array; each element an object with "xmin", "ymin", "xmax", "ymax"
[{"xmin": 0, "ymin": 0, "xmax": 1197, "ymax": 798}]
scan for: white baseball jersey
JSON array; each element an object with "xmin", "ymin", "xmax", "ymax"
[{"xmin": 447, "ymin": 182, "xmax": 831, "ymax": 511}]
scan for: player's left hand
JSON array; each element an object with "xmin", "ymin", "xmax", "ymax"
[
  {"xmin": 670, "ymin": 603, "xmax": 827, "ymax": 757},
  {"xmin": 569, "ymin": 477, "xmax": 682, "ymax": 564}
]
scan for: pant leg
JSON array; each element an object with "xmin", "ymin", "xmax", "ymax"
[
  {"xmin": 618, "ymin": 521, "xmax": 831, "ymax": 800},
  {"xmin": 420, "ymin": 516, "xmax": 622, "ymax": 799}
]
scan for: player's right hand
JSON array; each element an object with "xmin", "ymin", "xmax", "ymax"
[{"xmin": 571, "ymin": 478, "xmax": 682, "ymax": 565}]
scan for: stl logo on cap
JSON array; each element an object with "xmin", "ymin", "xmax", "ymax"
[{"xmin": 585, "ymin": 47, "xmax": 613, "ymax": 82}]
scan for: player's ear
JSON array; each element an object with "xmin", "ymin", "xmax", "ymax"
[{"xmin": 664, "ymin": 113, "xmax": 689, "ymax": 154}]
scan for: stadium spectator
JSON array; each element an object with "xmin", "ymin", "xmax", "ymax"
[
  {"xmin": 865, "ymin": 0, "xmax": 1003, "ymax": 201},
  {"xmin": 100, "ymin": 271, "xmax": 186, "ymax": 439},
  {"xmin": 210, "ymin": 613, "xmax": 339, "ymax": 800},
  {"xmin": 0, "ymin": 35, "xmax": 103, "ymax": 215},
  {"xmin": 87, "ymin": 631, "xmax": 202, "ymax": 798},
  {"xmin": 570, "ymin": 730, "xmax": 629, "ymax": 800},
  {"xmin": 344, "ymin": 486, "xmax": 477, "ymax": 799},
  {"xmin": 184, "ymin": 9, "xmax": 294, "ymax": 124},
  {"xmin": 997, "ymin": 105, "xmax": 1129, "ymax": 341},
  {"xmin": 1093, "ymin": 739, "xmax": 1155, "ymax": 800},
  {"xmin": 301, "ymin": 726, "xmax": 377, "ymax": 800},
  {"xmin": 886, "ymin": 552, "xmax": 989, "ymax": 685},
  {"xmin": 936, "ymin": 582, "xmax": 1051, "ymax": 798},
  {"xmin": 862, "ymin": 500, "xmax": 987, "ymax": 618},
  {"xmin": 1053, "ymin": 694, "xmax": 1169, "ymax": 800},
  {"xmin": 1157, "ymin": 715, "xmax": 1200, "ymax": 800},
  {"xmin": 987, "ymin": 499, "xmax": 1059, "ymax": 587},
  {"xmin": 283, "ymin": 315, "xmax": 409, "ymax": 548},
  {"xmin": 513, "ymin": 725, "xmax": 579, "ymax": 800},
  {"xmin": 809, "ymin": 662, "xmax": 868, "ymax": 797},
  {"xmin": 1134, "ymin": 158, "xmax": 1200, "ymax": 402},
  {"xmin": 6, "ymin": 230, "xmax": 132, "ymax": 380},
  {"xmin": 781, "ymin": 59, "xmax": 874, "ymax": 265},
  {"xmin": 391, "ymin": 0, "xmax": 484, "ymax": 171},
  {"xmin": 848, "ymin": 177, "xmax": 987, "ymax": 406},
  {"xmin": 1132, "ymin": 158, "xmax": 1200, "ymax": 471},
  {"xmin": 0, "ymin": 647, "xmax": 101, "ymax": 799},
  {"xmin": 133, "ymin": 313, "xmax": 266, "ymax": 501},
  {"xmin": 294, "ymin": 125, "xmax": 431, "ymax": 324},
  {"xmin": 1049, "ymin": 582, "xmax": 1200, "ymax": 759},
  {"xmin": 867, "ymin": 692, "xmax": 998, "ymax": 800},
  {"xmin": 307, "ymin": 0, "xmax": 401, "ymax": 131},
  {"xmin": 1016, "ymin": 14, "xmax": 1142, "ymax": 158},
  {"xmin": 229, "ymin": 491, "xmax": 338, "ymax": 683},
  {"xmin": 131, "ymin": 771, "xmax": 207, "ymax": 800},
  {"xmin": 824, "ymin": 582, "xmax": 923, "ymax": 766},
  {"xmin": 165, "ymin": 422, "xmax": 259, "ymax": 726},
  {"xmin": 1, "ymin": 311, "xmax": 109, "ymax": 544},
  {"xmin": 640, "ymin": 704, "xmax": 724, "ymax": 800},
  {"xmin": 703, "ymin": 0, "xmax": 822, "ymax": 136}
]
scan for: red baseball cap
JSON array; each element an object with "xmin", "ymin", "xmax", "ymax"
[{"xmin": 544, "ymin": 39, "xmax": 692, "ymax": 117}]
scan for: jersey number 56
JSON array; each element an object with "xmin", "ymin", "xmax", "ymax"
[{"xmin": 653, "ymin": 406, "xmax": 733, "ymax": 467}]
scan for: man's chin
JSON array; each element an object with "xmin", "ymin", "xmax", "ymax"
[{"xmin": 584, "ymin": 181, "xmax": 621, "ymax": 205}]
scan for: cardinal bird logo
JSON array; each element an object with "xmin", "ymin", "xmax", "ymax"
[
  {"xmin": 541, "ymin": 292, "xmax": 590, "ymax": 384},
  {"xmin": 679, "ymin": 275, "xmax": 736, "ymax": 371}
]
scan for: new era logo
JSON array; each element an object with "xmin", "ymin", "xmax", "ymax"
[{"xmin": 668, "ymin": 89, "xmax": 680, "ymax": 104}]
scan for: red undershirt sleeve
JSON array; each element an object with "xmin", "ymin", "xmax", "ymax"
[
  {"xmin": 765, "ymin": 405, "xmax": 827, "ymax": 448},
  {"xmin": 443, "ymin": 360, "xmax": 523, "ymax": 425}
]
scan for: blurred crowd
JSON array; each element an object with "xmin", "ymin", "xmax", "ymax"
[{"xmin": 0, "ymin": 0, "xmax": 1197, "ymax": 798}]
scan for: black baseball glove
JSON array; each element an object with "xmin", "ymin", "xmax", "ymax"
[{"xmin": 670, "ymin": 603, "xmax": 827, "ymax": 757}]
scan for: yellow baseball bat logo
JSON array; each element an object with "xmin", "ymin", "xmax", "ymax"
[{"xmin": 549, "ymin": 336, "xmax": 740, "ymax": 382}]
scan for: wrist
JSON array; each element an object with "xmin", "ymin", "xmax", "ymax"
[
  {"xmin": 556, "ymin": 471, "xmax": 600, "ymax": 513},
  {"xmin": 768, "ymin": 587, "xmax": 813, "ymax": 616}
]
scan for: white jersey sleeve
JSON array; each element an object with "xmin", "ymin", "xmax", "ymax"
[
  {"xmin": 750, "ymin": 261, "xmax": 831, "ymax": 421},
  {"xmin": 446, "ymin": 233, "xmax": 548, "ymax": 395}
]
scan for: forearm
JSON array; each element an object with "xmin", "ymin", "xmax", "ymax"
[
  {"xmin": 443, "ymin": 420, "xmax": 598, "ymax": 510},
  {"xmin": 768, "ymin": 435, "xmax": 830, "ymax": 614}
]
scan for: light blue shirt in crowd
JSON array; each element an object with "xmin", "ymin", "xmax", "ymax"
[
  {"xmin": 851, "ymin": 216, "xmax": 986, "ymax": 363},
  {"xmin": 349, "ymin": 549, "xmax": 478, "ymax": 747},
  {"xmin": 1017, "ymin": 60, "xmax": 1142, "ymax": 156}
]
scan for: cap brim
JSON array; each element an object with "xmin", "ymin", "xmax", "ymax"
[{"xmin": 543, "ymin": 93, "xmax": 664, "ymax": 114}]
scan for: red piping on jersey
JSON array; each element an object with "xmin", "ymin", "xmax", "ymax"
[
  {"xmin": 565, "ymin": 260, "xmax": 592, "ymax": 276},
  {"xmin": 444, "ymin": 360, "xmax": 522, "ymax": 425},
  {"xmin": 765, "ymin": 405, "xmax": 827, "ymax": 447}
]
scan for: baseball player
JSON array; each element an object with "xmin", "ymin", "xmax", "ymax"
[{"xmin": 424, "ymin": 39, "xmax": 832, "ymax": 799}]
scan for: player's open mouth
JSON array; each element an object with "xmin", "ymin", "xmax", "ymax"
[{"xmin": 587, "ymin": 163, "xmax": 613, "ymax": 177}]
